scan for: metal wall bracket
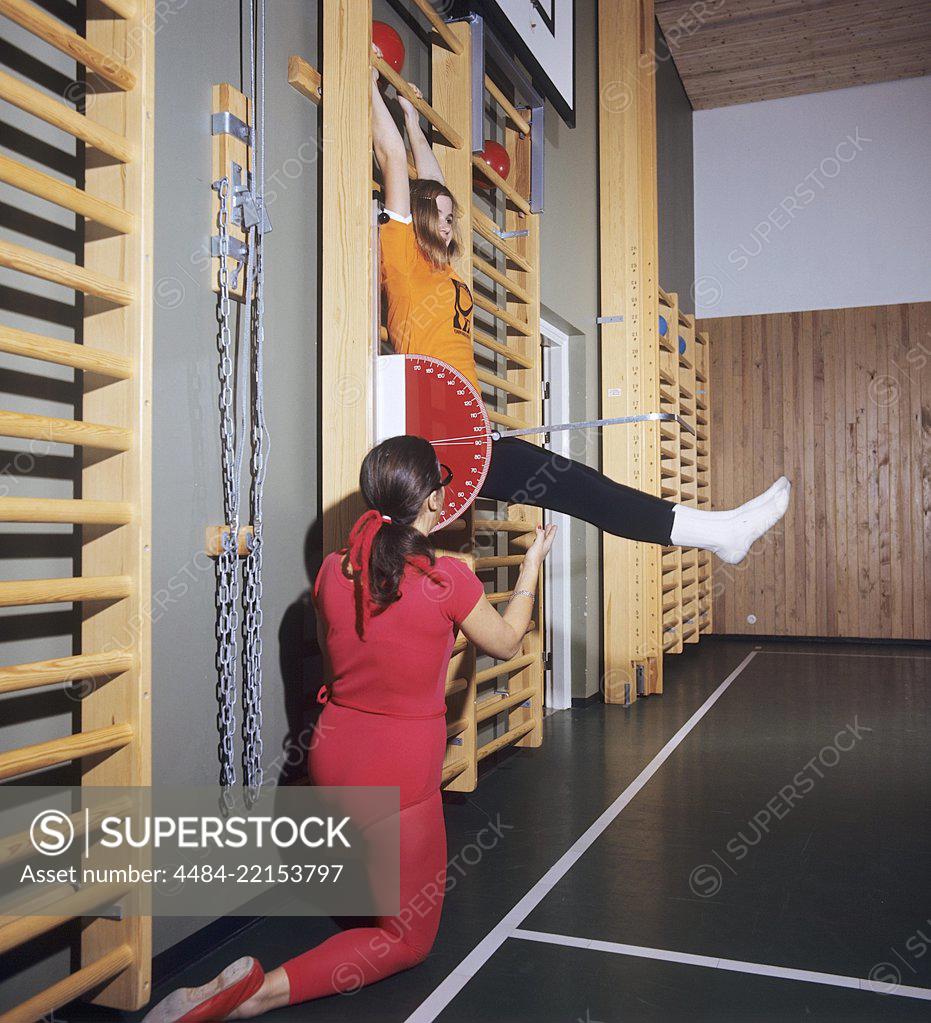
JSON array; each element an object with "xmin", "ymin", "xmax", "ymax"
[
  {"xmin": 212, "ymin": 110, "xmax": 253, "ymax": 146},
  {"xmin": 210, "ymin": 234, "xmax": 248, "ymax": 262},
  {"xmin": 597, "ymin": 315, "xmax": 625, "ymax": 324},
  {"xmin": 498, "ymin": 228, "xmax": 530, "ymax": 239},
  {"xmin": 464, "ymin": 14, "xmax": 545, "ymax": 213}
]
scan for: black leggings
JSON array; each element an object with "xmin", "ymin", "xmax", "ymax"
[{"xmin": 479, "ymin": 436, "xmax": 676, "ymax": 546}]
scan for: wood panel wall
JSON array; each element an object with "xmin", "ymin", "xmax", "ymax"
[{"xmin": 701, "ymin": 303, "xmax": 931, "ymax": 641}]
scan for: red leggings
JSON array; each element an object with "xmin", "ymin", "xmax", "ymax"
[{"xmin": 281, "ymin": 701, "xmax": 447, "ymax": 1004}]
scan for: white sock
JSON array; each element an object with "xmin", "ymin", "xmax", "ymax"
[{"xmin": 670, "ymin": 478, "xmax": 791, "ymax": 564}]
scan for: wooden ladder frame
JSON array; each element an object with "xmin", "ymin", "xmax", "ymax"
[
  {"xmin": 302, "ymin": 0, "xmax": 545, "ymax": 793},
  {"xmin": 598, "ymin": 0, "xmax": 664, "ymax": 702},
  {"xmin": 0, "ymin": 0, "xmax": 154, "ymax": 1018},
  {"xmin": 658, "ymin": 291, "xmax": 714, "ymax": 655}
]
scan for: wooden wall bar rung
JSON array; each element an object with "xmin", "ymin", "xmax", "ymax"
[
  {"xmin": 0, "ymin": 69, "xmax": 135, "ymax": 162},
  {"xmin": 475, "ymin": 682, "xmax": 535, "ymax": 723},
  {"xmin": 473, "ymin": 518, "xmax": 536, "ymax": 534},
  {"xmin": 0, "ymin": 409, "xmax": 132, "ymax": 451},
  {"xmin": 410, "ymin": 0, "xmax": 462, "ymax": 54},
  {"xmin": 0, "ymin": 154, "xmax": 134, "ymax": 233},
  {"xmin": 486, "ymin": 406, "xmax": 530, "ymax": 431},
  {"xmin": 0, "ymin": 574, "xmax": 132, "ymax": 608},
  {"xmin": 476, "ymin": 366, "xmax": 533, "ymax": 401},
  {"xmin": 0, "ymin": 324, "xmax": 133, "ymax": 377},
  {"xmin": 372, "ymin": 54, "xmax": 463, "ymax": 148},
  {"xmin": 474, "ymin": 652, "xmax": 537, "ymax": 685},
  {"xmin": 441, "ymin": 758, "xmax": 468, "ymax": 784},
  {"xmin": 474, "ymin": 554, "xmax": 525, "ymax": 571},
  {"xmin": 476, "ymin": 718, "xmax": 535, "ymax": 761},
  {"xmin": 472, "ymin": 210, "xmax": 533, "ymax": 272},
  {"xmin": 471, "ymin": 154, "xmax": 531, "ymax": 213},
  {"xmin": 0, "ymin": 651, "xmax": 133, "ymax": 695},
  {"xmin": 446, "ymin": 676, "xmax": 468, "ymax": 697},
  {"xmin": 0, "ymin": 496, "xmax": 132, "ymax": 524},
  {"xmin": 473, "ymin": 328, "xmax": 534, "ymax": 368},
  {"xmin": 0, "ymin": 723, "xmax": 134, "ymax": 782},
  {"xmin": 0, "ymin": 882, "xmax": 131, "ymax": 956},
  {"xmin": 483, "ymin": 75, "xmax": 531, "ymax": 134},
  {"xmin": 0, "ymin": 0, "xmax": 136, "ymax": 89},
  {"xmin": 472, "ymin": 254, "xmax": 533, "ymax": 304},
  {"xmin": 0, "ymin": 240, "xmax": 134, "ymax": 305},
  {"xmin": 0, "ymin": 944, "xmax": 135, "ymax": 1023},
  {"xmin": 287, "ymin": 54, "xmax": 322, "ymax": 105},
  {"xmin": 474, "ymin": 292, "xmax": 532, "ymax": 335}
]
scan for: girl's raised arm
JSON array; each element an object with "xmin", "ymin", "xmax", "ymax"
[
  {"xmin": 398, "ymin": 85, "xmax": 445, "ymax": 185},
  {"xmin": 371, "ymin": 62, "xmax": 411, "ymax": 218}
]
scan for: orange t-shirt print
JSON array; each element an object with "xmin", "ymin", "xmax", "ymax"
[{"xmin": 379, "ymin": 216, "xmax": 479, "ymax": 392}]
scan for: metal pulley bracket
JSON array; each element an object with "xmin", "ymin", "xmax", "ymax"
[{"xmin": 212, "ymin": 109, "xmax": 254, "ymax": 146}]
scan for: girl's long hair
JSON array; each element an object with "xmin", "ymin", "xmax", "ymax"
[
  {"xmin": 357, "ymin": 435, "xmax": 441, "ymax": 612},
  {"xmin": 410, "ymin": 178, "xmax": 462, "ymax": 269}
]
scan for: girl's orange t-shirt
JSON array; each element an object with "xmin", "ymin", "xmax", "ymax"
[{"xmin": 379, "ymin": 215, "xmax": 479, "ymax": 392}]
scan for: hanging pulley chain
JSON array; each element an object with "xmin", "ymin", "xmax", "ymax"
[
  {"xmin": 214, "ymin": 175, "xmax": 241, "ymax": 803},
  {"xmin": 241, "ymin": 224, "xmax": 265, "ymax": 801},
  {"xmin": 240, "ymin": 0, "xmax": 268, "ymax": 805}
]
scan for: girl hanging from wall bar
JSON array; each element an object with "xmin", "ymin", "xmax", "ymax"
[
  {"xmin": 371, "ymin": 54, "xmax": 790, "ymax": 566},
  {"xmin": 142, "ymin": 435, "xmax": 557, "ymax": 1020}
]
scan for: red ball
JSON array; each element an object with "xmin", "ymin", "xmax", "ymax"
[
  {"xmin": 372, "ymin": 21, "xmax": 405, "ymax": 74},
  {"xmin": 475, "ymin": 140, "xmax": 511, "ymax": 191}
]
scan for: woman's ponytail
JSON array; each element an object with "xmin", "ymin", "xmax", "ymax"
[{"xmin": 350, "ymin": 435, "xmax": 443, "ymax": 631}]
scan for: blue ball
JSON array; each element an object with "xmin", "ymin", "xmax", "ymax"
[
  {"xmin": 658, "ymin": 315, "xmax": 668, "ymax": 336},
  {"xmin": 678, "ymin": 335, "xmax": 687, "ymax": 356}
]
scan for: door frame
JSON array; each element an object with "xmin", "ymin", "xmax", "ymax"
[{"xmin": 540, "ymin": 317, "xmax": 573, "ymax": 711}]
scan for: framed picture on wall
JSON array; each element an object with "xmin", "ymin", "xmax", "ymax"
[{"xmin": 467, "ymin": 0, "xmax": 576, "ymax": 127}]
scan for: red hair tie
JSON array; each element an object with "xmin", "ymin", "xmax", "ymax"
[{"xmin": 346, "ymin": 508, "xmax": 390, "ymax": 637}]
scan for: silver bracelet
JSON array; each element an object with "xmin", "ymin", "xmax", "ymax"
[{"xmin": 509, "ymin": 588, "xmax": 535, "ymax": 604}]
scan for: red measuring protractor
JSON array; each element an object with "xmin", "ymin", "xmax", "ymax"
[{"xmin": 375, "ymin": 354, "xmax": 491, "ymax": 531}]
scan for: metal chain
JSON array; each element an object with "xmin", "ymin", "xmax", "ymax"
[
  {"xmin": 214, "ymin": 176, "xmax": 241, "ymax": 805},
  {"xmin": 240, "ymin": 0, "xmax": 267, "ymax": 805},
  {"xmin": 212, "ymin": 0, "xmax": 268, "ymax": 809}
]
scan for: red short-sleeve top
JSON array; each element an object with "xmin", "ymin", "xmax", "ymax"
[{"xmin": 313, "ymin": 550, "xmax": 484, "ymax": 719}]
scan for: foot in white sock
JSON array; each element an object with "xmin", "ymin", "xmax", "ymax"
[
  {"xmin": 742, "ymin": 475, "xmax": 790, "ymax": 512},
  {"xmin": 670, "ymin": 479, "xmax": 792, "ymax": 564}
]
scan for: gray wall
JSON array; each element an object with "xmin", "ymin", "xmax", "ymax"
[
  {"xmin": 655, "ymin": 20, "xmax": 695, "ymax": 313},
  {"xmin": 148, "ymin": 0, "xmax": 320, "ymax": 956}
]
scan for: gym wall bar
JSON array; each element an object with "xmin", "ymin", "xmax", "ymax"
[
  {"xmin": 298, "ymin": 2, "xmax": 547, "ymax": 794},
  {"xmin": 0, "ymin": 1, "xmax": 154, "ymax": 1020}
]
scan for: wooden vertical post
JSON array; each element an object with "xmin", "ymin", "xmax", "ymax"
[
  {"xmin": 81, "ymin": 0, "xmax": 153, "ymax": 1009},
  {"xmin": 677, "ymin": 311, "xmax": 700, "ymax": 642},
  {"xmin": 507, "ymin": 116, "xmax": 544, "ymax": 748},
  {"xmin": 598, "ymin": 0, "xmax": 662, "ymax": 702},
  {"xmin": 431, "ymin": 21, "xmax": 480, "ymax": 790},
  {"xmin": 322, "ymin": 0, "xmax": 374, "ymax": 555},
  {"xmin": 660, "ymin": 291, "xmax": 683, "ymax": 654},
  {"xmin": 696, "ymin": 329, "xmax": 713, "ymax": 632}
]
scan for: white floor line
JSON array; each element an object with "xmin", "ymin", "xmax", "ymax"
[
  {"xmin": 511, "ymin": 928, "xmax": 931, "ymax": 1003},
  {"xmin": 404, "ymin": 650, "xmax": 760, "ymax": 1023}
]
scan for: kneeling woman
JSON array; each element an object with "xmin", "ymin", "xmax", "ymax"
[
  {"xmin": 143, "ymin": 435, "xmax": 556, "ymax": 1021},
  {"xmin": 372, "ymin": 62, "xmax": 790, "ymax": 565}
]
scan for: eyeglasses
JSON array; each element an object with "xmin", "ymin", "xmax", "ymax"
[{"xmin": 439, "ymin": 463, "xmax": 453, "ymax": 487}]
